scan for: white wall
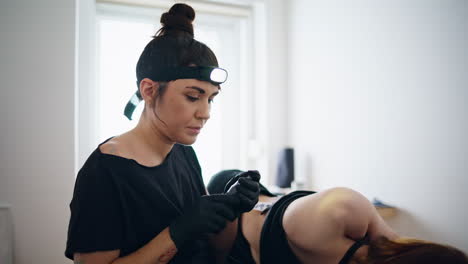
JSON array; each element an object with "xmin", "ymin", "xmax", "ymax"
[
  {"xmin": 288, "ymin": 0, "xmax": 468, "ymax": 252},
  {"xmin": 0, "ymin": 0, "xmax": 76, "ymax": 263},
  {"xmin": 264, "ymin": 0, "xmax": 289, "ymax": 184}
]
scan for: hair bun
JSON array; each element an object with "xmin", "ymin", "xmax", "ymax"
[{"xmin": 158, "ymin": 3, "xmax": 195, "ymax": 37}]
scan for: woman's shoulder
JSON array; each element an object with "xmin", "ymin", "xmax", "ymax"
[
  {"xmin": 98, "ymin": 135, "xmax": 162, "ymax": 168},
  {"xmin": 98, "ymin": 136, "xmax": 126, "ymax": 157},
  {"xmin": 77, "ymin": 136, "xmax": 132, "ymax": 183}
]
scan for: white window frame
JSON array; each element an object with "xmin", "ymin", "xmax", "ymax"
[{"xmin": 75, "ymin": 0, "xmax": 268, "ymax": 181}]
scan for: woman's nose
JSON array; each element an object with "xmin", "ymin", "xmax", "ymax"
[{"xmin": 196, "ymin": 100, "xmax": 211, "ymax": 120}]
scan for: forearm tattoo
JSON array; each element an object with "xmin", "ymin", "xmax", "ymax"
[{"xmin": 158, "ymin": 246, "xmax": 177, "ymax": 263}]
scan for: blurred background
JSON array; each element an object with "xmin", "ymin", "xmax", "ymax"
[{"xmin": 0, "ymin": 0, "xmax": 467, "ymax": 263}]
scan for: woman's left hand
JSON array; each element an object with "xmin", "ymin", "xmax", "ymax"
[{"xmin": 225, "ymin": 170, "xmax": 261, "ymax": 213}]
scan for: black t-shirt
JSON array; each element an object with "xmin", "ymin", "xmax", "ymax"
[{"xmin": 65, "ymin": 137, "xmax": 212, "ymax": 263}]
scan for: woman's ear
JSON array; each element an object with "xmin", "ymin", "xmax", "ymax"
[{"xmin": 139, "ymin": 78, "xmax": 159, "ymax": 102}]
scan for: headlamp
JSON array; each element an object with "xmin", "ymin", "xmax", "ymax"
[{"xmin": 124, "ymin": 66, "xmax": 228, "ymax": 120}]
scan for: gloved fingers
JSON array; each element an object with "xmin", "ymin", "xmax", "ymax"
[
  {"xmin": 209, "ymin": 200, "xmax": 237, "ymax": 221},
  {"xmin": 235, "ymin": 170, "xmax": 260, "ymax": 181},
  {"xmin": 246, "ymin": 170, "xmax": 261, "ymax": 182},
  {"xmin": 206, "ymin": 214, "xmax": 228, "ymax": 233},
  {"xmin": 225, "ymin": 181, "xmax": 240, "ymax": 194},
  {"xmin": 238, "ymin": 186, "xmax": 259, "ymax": 201},
  {"xmin": 206, "ymin": 193, "xmax": 239, "ymax": 207},
  {"xmin": 224, "ymin": 170, "xmax": 260, "ymax": 194},
  {"xmin": 238, "ymin": 192, "xmax": 256, "ymax": 212},
  {"xmin": 224, "ymin": 175, "xmax": 241, "ymax": 193},
  {"xmin": 238, "ymin": 177, "xmax": 260, "ymax": 192}
]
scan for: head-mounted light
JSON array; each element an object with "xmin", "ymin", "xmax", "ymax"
[
  {"xmin": 124, "ymin": 66, "xmax": 227, "ymax": 120},
  {"xmin": 147, "ymin": 66, "xmax": 228, "ymax": 85}
]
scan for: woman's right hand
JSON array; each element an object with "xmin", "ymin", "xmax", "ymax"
[{"xmin": 169, "ymin": 194, "xmax": 238, "ymax": 249}]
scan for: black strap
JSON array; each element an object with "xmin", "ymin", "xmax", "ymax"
[{"xmin": 338, "ymin": 235, "xmax": 370, "ymax": 264}]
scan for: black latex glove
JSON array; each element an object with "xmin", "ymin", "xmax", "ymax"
[
  {"xmin": 169, "ymin": 194, "xmax": 238, "ymax": 249},
  {"xmin": 225, "ymin": 170, "xmax": 261, "ymax": 213}
]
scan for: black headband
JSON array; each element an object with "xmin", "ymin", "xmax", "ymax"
[
  {"xmin": 144, "ymin": 66, "xmax": 227, "ymax": 85},
  {"xmin": 124, "ymin": 66, "xmax": 228, "ymax": 120}
]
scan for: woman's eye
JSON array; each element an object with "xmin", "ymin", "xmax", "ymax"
[
  {"xmin": 208, "ymin": 98, "xmax": 215, "ymax": 104},
  {"xmin": 186, "ymin": 95, "xmax": 198, "ymax": 102}
]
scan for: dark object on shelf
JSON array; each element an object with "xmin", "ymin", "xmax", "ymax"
[{"xmin": 276, "ymin": 148, "xmax": 294, "ymax": 188}]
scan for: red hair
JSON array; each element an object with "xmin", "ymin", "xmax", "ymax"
[{"xmin": 351, "ymin": 236, "xmax": 468, "ymax": 264}]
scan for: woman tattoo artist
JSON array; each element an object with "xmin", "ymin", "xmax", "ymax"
[{"xmin": 65, "ymin": 4, "xmax": 260, "ymax": 264}]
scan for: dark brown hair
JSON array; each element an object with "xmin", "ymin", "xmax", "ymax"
[
  {"xmin": 134, "ymin": 3, "xmax": 220, "ymax": 122},
  {"xmin": 351, "ymin": 236, "xmax": 468, "ymax": 264},
  {"xmin": 136, "ymin": 3, "xmax": 218, "ymax": 101}
]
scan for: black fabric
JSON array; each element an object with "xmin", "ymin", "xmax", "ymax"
[
  {"xmin": 226, "ymin": 215, "xmax": 256, "ymax": 264},
  {"xmin": 65, "ymin": 137, "xmax": 212, "ymax": 263},
  {"xmin": 169, "ymin": 194, "xmax": 238, "ymax": 249},
  {"xmin": 338, "ymin": 235, "xmax": 370, "ymax": 264},
  {"xmin": 260, "ymin": 190, "xmax": 315, "ymax": 264}
]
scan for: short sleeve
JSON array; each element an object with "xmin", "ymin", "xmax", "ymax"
[{"xmin": 65, "ymin": 154, "xmax": 123, "ymax": 259}]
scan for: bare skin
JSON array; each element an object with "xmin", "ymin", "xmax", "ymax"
[
  {"xmin": 233, "ymin": 187, "xmax": 399, "ymax": 264},
  {"xmin": 98, "ymin": 77, "xmax": 219, "ymax": 168},
  {"xmin": 241, "ymin": 195, "xmax": 279, "ymax": 263},
  {"xmin": 73, "ymin": 228, "xmax": 177, "ymax": 264}
]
